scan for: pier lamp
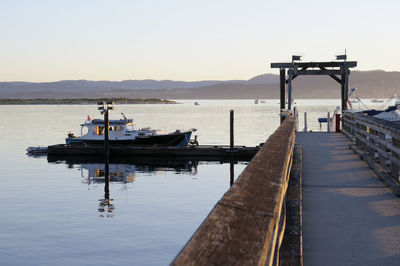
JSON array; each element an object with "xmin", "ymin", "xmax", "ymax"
[
  {"xmin": 96, "ymin": 100, "xmax": 114, "ymax": 145},
  {"xmin": 97, "ymin": 101, "xmax": 114, "ymax": 114}
]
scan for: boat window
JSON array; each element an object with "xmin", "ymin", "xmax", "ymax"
[
  {"xmin": 114, "ymin": 126, "xmax": 122, "ymax": 131},
  {"xmin": 96, "ymin": 126, "xmax": 104, "ymax": 135}
]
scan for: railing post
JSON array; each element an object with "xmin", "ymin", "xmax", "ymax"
[
  {"xmin": 392, "ymin": 137, "xmax": 400, "ymax": 182},
  {"xmin": 335, "ymin": 114, "xmax": 341, "ymax": 133}
]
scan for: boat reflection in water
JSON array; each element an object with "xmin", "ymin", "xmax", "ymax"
[{"xmin": 46, "ymin": 155, "xmax": 241, "ymax": 217}]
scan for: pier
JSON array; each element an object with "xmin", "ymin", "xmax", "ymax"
[
  {"xmin": 172, "ymin": 114, "xmax": 400, "ymax": 265},
  {"xmin": 298, "ymin": 132, "xmax": 400, "ymax": 265},
  {"xmin": 172, "ymin": 58, "xmax": 400, "ymax": 265}
]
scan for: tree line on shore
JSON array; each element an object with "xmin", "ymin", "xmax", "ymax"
[{"xmin": 0, "ymin": 98, "xmax": 176, "ymax": 105}]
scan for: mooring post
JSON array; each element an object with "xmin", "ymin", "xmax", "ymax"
[
  {"xmin": 335, "ymin": 114, "xmax": 341, "ymax": 133},
  {"xmin": 327, "ymin": 112, "xmax": 331, "ymax": 132},
  {"xmin": 230, "ymin": 110, "xmax": 234, "ymax": 150},
  {"xmin": 230, "ymin": 161, "xmax": 234, "ymax": 186},
  {"xmin": 304, "ymin": 112, "xmax": 308, "ymax": 132}
]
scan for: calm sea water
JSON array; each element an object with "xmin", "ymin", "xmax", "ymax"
[{"xmin": 0, "ymin": 99, "xmax": 380, "ymax": 265}]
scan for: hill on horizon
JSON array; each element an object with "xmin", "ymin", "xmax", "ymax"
[{"xmin": 1, "ymin": 70, "xmax": 399, "ymax": 99}]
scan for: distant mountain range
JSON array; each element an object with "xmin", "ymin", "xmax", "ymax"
[{"xmin": 1, "ymin": 71, "xmax": 399, "ymax": 99}]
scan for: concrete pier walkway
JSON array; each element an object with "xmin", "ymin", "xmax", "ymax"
[{"xmin": 297, "ymin": 133, "xmax": 400, "ymax": 266}]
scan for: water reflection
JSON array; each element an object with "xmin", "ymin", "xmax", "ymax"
[
  {"xmin": 98, "ymin": 163, "xmax": 114, "ymax": 217},
  {"xmin": 45, "ymin": 155, "xmax": 244, "ymax": 217}
]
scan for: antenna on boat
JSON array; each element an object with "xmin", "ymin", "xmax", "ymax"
[{"xmin": 121, "ymin": 113, "xmax": 127, "ymax": 121}]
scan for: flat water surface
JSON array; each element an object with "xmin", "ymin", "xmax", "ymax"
[{"xmin": 0, "ymin": 99, "xmax": 377, "ymax": 265}]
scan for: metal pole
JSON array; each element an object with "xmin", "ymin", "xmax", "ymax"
[
  {"xmin": 104, "ymin": 108, "xmax": 110, "ymax": 164},
  {"xmin": 230, "ymin": 110, "xmax": 234, "ymax": 150}
]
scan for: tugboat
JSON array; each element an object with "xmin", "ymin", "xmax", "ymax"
[{"xmin": 66, "ymin": 113, "xmax": 196, "ymax": 147}]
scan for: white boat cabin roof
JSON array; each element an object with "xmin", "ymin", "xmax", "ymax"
[{"xmin": 86, "ymin": 119, "xmax": 134, "ymax": 126}]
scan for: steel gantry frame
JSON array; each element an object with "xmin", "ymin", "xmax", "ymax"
[{"xmin": 270, "ymin": 59, "xmax": 357, "ymax": 121}]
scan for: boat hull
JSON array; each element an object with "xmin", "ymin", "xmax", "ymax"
[{"xmin": 66, "ymin": 131, "xmax": 192, "ymax": 147}]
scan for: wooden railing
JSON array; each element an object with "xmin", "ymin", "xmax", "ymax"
[
  {"xmin": 172, "ymin": 116, "xmax": 296, "ymax": 266},
  {"xmin": 342, "ymin": 111, "xmax": 400, "ymax": 195}
]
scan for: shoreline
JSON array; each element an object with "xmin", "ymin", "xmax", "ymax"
[{"xmin": 0, "ymin": 98, "xmax": 176, "ymax": 105}]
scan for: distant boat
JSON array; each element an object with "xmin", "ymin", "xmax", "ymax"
[
  {"xmin": 371, "ymin": 99, "xmax": 384, "ymax": 103},
  {"xmin": 371, "ymin": 80, "xmax": 385, "ymax": 103},
  {"xmin": 286, "ymin": 99, "xmax": 296, "ymax": 105},
  {"xmin": 194, "ymin": 102, "xmax": 200, "ymax": 106},
  {"xmin": 260, "ymin": 100, "xmax": 266, "ymax": 103},
  {"xmin": 255, "ymin": 99, "xmax": 260, "ymax": 104}
]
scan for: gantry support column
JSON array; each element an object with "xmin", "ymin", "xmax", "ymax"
[{"xmin": 280, "ymin": 68, "xmax": 286, "ymax": 123}]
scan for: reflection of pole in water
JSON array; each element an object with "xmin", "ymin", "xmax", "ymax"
[
  {"xmin": 230, "ymin": 161, "xmax": 234, "ymax": 186},
  {"xmin": 98, "ymin": 160, "xmax": 115, "ymax": 216},
  {"xmin": 98, "ymin": 101, "xmax": 115, "ymax": 217},
  {"xmin": 104, "ymin": 159, "xmax": 110, "ymax": 202}
]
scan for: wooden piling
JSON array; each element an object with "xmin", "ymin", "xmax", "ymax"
[
  {"xmin": 327, "ymin": 112, "xmax": 330, "ymax": 132},
  {"xmin": 230, "ymin": 110, "xmax": 234, "ymax": 150},
  {"xmin": 335, "ymin": 114, "xmax": 341, "ymax": 133},
  {"xmin": 304, "ymin": 112, "xmax": 307, "ymax": 132},
  {"xmin": 230, "ymin": 161, "xmax": 234, "ymax": 186}
]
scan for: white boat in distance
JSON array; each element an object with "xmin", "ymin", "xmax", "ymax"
[{"xmin": 66, "ymin": 114, "xmax": 196, "ymax": 147}]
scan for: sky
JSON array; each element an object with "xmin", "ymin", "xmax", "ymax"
[{"xmin": 1, "ymin": 0, "xmax": 399, "ymax": 82}]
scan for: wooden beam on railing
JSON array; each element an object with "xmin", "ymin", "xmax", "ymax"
[{"xmin": 172, "ymin": 116, "xmax": 296, "ymax": 266}]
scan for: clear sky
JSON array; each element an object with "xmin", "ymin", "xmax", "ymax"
[{"xmin": 1, "ymin": 0, "xmax": 399, "ymax": 82}]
